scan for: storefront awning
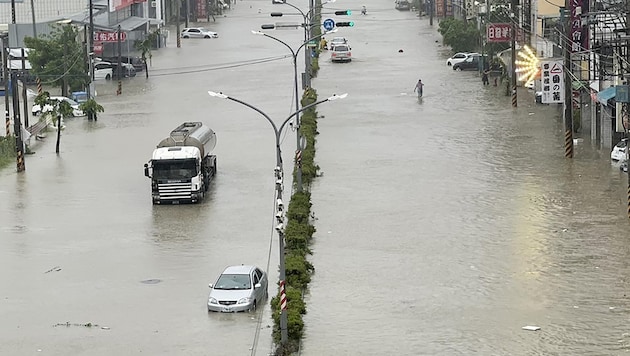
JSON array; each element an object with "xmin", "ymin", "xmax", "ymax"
[{"xmin": 596, "ymin": 86, "xmax": 616, "ymax": 106}]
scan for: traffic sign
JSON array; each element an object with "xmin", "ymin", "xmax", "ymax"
[{"xmin": 323, "ymin": 18, "xmax": 335, "ymax": 31}]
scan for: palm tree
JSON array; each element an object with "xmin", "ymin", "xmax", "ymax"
[
  {"xmin": 134, "ymin": 29, "xmax": 160, "ymax": 79},
  {"xmin": 79, "ymin": 98, "xmax": 105, "ymax": 121}
]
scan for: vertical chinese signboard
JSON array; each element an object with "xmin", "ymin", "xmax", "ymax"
[
  {"xmin": 196, "ymin": 0, "xmax": 206, "ymax": 19},
  {"xmin": 436, "ymin": 0, "xmax": 445, "ymax": 18},
  {"xmin": 540, "ymin": 60, "xmax": 565, "ymax": 104},
  {"xmin": 487, "ymin": 23, "xmax": 511, "ymax": 43},
  {"xmin": 569, "ymin": 0, "xmax": 589, "ymax": 53}
]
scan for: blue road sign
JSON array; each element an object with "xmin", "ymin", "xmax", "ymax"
[{"xmin": 323, "ymin": 18, "xmax": 335, "ymax": 31}]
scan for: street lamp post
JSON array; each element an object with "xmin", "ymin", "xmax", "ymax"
[
  {"xmin": 252, "ymin": 28, "xmax": 336, "ymax": 192},
  {"xmin": 207, "ymin": 90, "xmax": 347, "ymax": 345}
]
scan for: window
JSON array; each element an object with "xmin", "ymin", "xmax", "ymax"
[{"xmin": 253, "ymin": 272, "xmax": 260, "ymax": 285}]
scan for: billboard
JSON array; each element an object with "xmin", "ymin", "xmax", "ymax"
[
  {"xmin": 109, "ymin": 0, "xmax": 146, "ymax": 12},
  {"xmin": 540, "ymin": 60, "xmax": 565, "ymax": 104}
]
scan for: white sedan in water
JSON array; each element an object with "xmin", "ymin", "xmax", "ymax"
[
  {"xmin": 611, "ymin": 138, "xmax": 629, "ymax": 162},
  {"xmin": 32, "ymin": 96, "xmax": 85, "ymax": 117}
]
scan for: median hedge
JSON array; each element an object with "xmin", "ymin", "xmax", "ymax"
[
  {"xmin": 271, "ymin": 87, "xmax": 320, "ymax": 356},
  {"xmin": 270, "ymin": 2, "xmax": 323, "ymax": 354}
]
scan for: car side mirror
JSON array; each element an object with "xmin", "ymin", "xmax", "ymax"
[
  {"xmin": 208, "ymin": 283, "xmax": 213, "ymax": 288},
  {"xmin": 144, "ymin": 163, "xmax": 150, "ymax": 178},
  {"xmin": 254, "ymin": 283, "xmax": 261, "ymax": 289}
]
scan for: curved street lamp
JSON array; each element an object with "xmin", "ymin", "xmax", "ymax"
[
  {"xmin": 207, "ymin": 90, "xmax": 347, "ymax": 345},
  {"xmin": 252, "ymin": 28, "xmax": 337, "ymax": 192}
]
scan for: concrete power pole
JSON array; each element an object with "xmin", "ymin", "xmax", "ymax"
[
  {"xmin": 176, "ymin": 0, "xmax": 181, "ymax": 48},
  {"xmin": 510, "ymin": 0, "xmax": 517, "ymax": 107},
  {"xmin": 626, "ymin": 1, "xmax": 630, "ymax": 217},
  {"xmin": 29, "ymin": 0, "xmax": 37, "ymax": 38},
  {"xmin": 11, "ymin": 0, "xmax": 25, "ymax": 172},
  {"xmin": 563, "ymin": 0, "xmax": 573, "ymax": 158}
]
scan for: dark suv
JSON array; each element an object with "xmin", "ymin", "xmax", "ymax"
[
  {"xmin": 395, "ymin": 0, "xmax": 411, "ymax": 10},
  {"xmin": 452, "ymin": 54, "xmax": 489, "ymax": 71}
]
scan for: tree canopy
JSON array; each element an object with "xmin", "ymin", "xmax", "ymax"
[{"xmin": 24, "ymin": 24, "xmax": 88, "ymax": 94}]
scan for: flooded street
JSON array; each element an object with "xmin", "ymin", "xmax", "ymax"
[
  {"xmin": 302, "ymin": 0, "xmax": 630, "ymax": 355},
  {"xmin": 1, "ymin": 0, "xmax": 630, "ymax": 355}
]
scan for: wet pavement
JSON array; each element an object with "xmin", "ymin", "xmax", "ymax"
[
  {"xmin": 2, "ymin": 0, "xmax": 630, "ymax": 355},
  {"xmin": 301, "ymin": 0, "xmax": 630, "ymax": 355}
]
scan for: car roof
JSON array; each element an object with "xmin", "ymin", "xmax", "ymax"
[{"xmin": 222, "ymin": 265, "xmax": 257, "ymax": 275}]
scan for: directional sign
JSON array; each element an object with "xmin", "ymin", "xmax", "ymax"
[{"xmin": 323, "ymin": 18, "xmax": 335, "ymax": 31}]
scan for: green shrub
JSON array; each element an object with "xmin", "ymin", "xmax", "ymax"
[{"xmin": 0, "ymin": 136, "xmax": 16, "ymax": 169}]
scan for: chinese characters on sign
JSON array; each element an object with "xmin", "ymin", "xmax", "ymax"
[
  {"xmin": 94, "ymin": 31, "xmax": 127, "ymax": 43},
  {"xmin": 540, "ymin": 60, "xmax": 565, "ymax": 104},
  {"xmin": 436, "ymin": 0, "xmax": 445, "ymax": 18},
  {"xmin": 487, "ymin": 23, "xmax": 511, "ymax": 43},
  {"xmin": 569, "ymin": 0, "xmax": 589, "ymax": 53}
]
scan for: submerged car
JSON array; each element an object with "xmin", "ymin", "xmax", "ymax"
[
  {"xmin": 331, "ymin": 44, "xmax": 352, "ymax": 62},
  {"xmin": 181, "ymin": 27, "xmax": 219, "ymax": 39},
  {"xmin": 446, "ymin": 52, "xmax": 469, "ymax": 66},
  {"xmin": 329, "ymin": 36, "xmax": 348, "ymax": 50},
  {"xmin": 32, "ymin": 96, "xmax": 84, "ymax": 117},
  {"xmin": 611, "ymin": 138, "xmax": 629, "ymax": 162},
  {"xmin": 207, "ymin": 265, "xmax": 268, "ymax": 313}
]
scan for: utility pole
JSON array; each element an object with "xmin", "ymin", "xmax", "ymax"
[
  {"xmin": 185, "ymin": 0, "xmax": 190, "ymax": 27},
  {"xmin": 510, "ymin": 0, "xmax": 517, "ymax": 107},
  {"xmin": 11, "ymin": 71, "xmax": 24, "ymax": 172},
  {"xmin": 429, "ymin": 0, "xmax": 433, "ymax": 25},
  {"xmin": 20, "ymin": 48, "xmax": 28, "ymax": 128},
  {"xmin": 88, "ymin": 0, "xmax": 95, "ymax": 119},
  {"xmin": 176, "ymin": 0, "xmax": 181, "ymax": 48},
  {"xmin": 29, "ymin": 0, "xmax": 37, "ymax": 38},
  {"xmin": 563, "ymin": 0, "xmax": 573, "ymax": 158},
  {"xmin": 117, "ymin": 25, "xmax": 122, "ymax": 95},
  {"xmin": 2, "ymin": 34, "xmax": 9, "ymax": 137}
]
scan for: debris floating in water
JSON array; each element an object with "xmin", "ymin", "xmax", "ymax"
[{"xmin": 522, "ymin": 325, "xmax": 541, "ymax": 331}]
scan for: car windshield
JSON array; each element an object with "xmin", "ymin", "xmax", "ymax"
[
  {"xmin": 617, "ymin": 140, "xmax": 628, "ymax": 148},
  {"xmin": 214, "ymin": 274, "xmax": 251, "ymax": 290},
  {"xmin": 152, "ymin": 159, "xmax": 197, "ymax": 180},
  {"xmin": 335, "ymin": 45, "xmax": 349, "ymax": 51},
  {"xmin": 332, "ymin": 38, "xmax": 346, "ymax": 43},
  {"xmin": 59, "ymin": 98, "xmax": 78, "ymax": 106}
]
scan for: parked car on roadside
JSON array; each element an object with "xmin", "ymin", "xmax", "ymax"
[
  {"xmin": 181, "ymin": 27, "xmax": 219, "ymax": 39},
  {"xmin": 32, "ymin": 96, "xmax": 84, "ymax": 117},
  {"xmin": 207, "ymin": 265, "xmax": 268, "ymax": 313},
  {"xmin": 101, "ymin": 56, "xmax": 145, "ymax": 72},
  {"xmin": 446, "ymin": 52, "xmax": 470, "ymax": 66},
  {"xmin": 611, "ymin": 138, "xmax": 629, "ymax": 162},
  {"xmin": 331, "ymin": 44, "xmax": 352, "ymax": 62},
  {"xmin": 94, "ymin": 61, "xmax": 113, "ymax": 80},
  {"xmin": 452, "ymin": 53, "xmax": 488, "ymax": 71}
]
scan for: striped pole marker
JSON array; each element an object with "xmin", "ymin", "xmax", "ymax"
[
  {"xmin": 279, "ymin": 280, "xmax": 287, "ymax": 311},
  {"xmin": 177, "ymin": 35, "xmax": 181, "ymax": 49},
  {"xmin": 295, "ymin": 150, "xmax": 302, "ymax": 166},
  {"xmin": 512, "ymin": 86, "xmax": 517, "ymax": 107},
  {"xmin": 36, "ymin": 77, "xmax": 42, "ymax": 94},
  {"xmin": 116, "ymin": 80, "xmax": 122, "ymax": 96},
  {"xmin": 627, "ymin": 185, "xmax": 630, "ymax": 219},
  {"xmin": 564, "ymin": 129, "xmax": 573, "ymax": 158},
  {"xmin": 5, "ymin": 113, "xmax": 9, "ymax": 137},
  {"xmin": 16, "ymin": 150, "xmax": 24, "ymax": 172}
]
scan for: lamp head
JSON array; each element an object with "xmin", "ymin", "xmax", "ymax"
[
  {"xmin": 327, "ymin": 93, "xmax": 348, "ymax": 101},
  {"xmin": 208, "ymin": 91, "xmax": 228, "ymax": 99}
]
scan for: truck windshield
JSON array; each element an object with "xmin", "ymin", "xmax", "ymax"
[{"xmin": 152, "ymin": 159, "xmax": 197, "ymax": 180}]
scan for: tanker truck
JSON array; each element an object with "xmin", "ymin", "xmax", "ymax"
[{"xmin": 144, "ymin": 122, "xmax": 217, "ymax": 204}]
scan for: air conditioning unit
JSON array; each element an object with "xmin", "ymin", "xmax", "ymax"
[{"xmin": 151, "ymin": 1, "xmax": 157, "ymax": 7}]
